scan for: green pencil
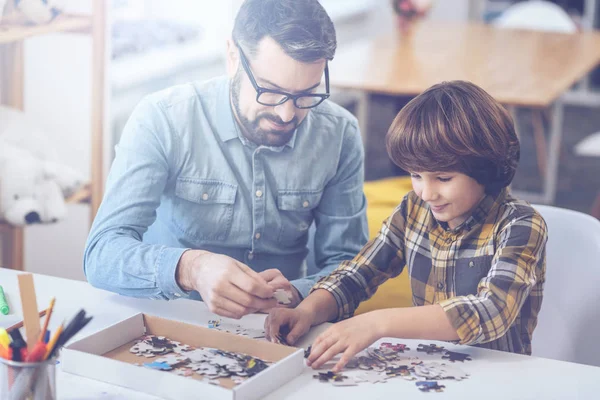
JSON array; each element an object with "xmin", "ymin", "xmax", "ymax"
[{"xmin": 0, "ymin": 285, "xmax": 9, "ymax": 315}]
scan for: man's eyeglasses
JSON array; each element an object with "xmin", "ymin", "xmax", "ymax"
[{"xmin": 238, "ymin": 47, "xmax": 330, "ymax": 109}]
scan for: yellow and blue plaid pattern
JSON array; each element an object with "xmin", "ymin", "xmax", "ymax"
[{"xmin": 312, "ymin": 189, "xmax": 547, "ymax": 355}]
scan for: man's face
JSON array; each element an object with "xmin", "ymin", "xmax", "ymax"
[{"xmin": 227, "ymin": 37, "xmax": 327, "ymax": 147}]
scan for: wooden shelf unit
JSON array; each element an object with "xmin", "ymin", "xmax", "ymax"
[
  {"xmin": 0, "ymin": 13, "xmax": 92, "ymax": 43},
  {"xmin": 65, "ymin": 184, "xmax": 93, "ymax": 204},
  {"xmin": 0, "ymin": 2, "xmax": 105, "ymax": 270}
]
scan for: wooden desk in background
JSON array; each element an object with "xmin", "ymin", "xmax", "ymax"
[{"xmin": 330, "ymin": 21, "xmax": 600, "ymax": 204}]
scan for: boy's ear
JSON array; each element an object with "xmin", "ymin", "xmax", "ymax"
[{"xmin": 226, "ymin": 38, "xmax": 240, "ymax": 78}]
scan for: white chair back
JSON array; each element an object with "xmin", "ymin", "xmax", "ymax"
[
  {"xmin": 494, "ymin": 0, "xmax": 577, "ymax": 33},
  {"xmin": 575, "ymin": 131, "xmax": 600, "ymax": 157},
  {"xmin": 532, "ymin": 205, "xmax": 600, "ymax": 366}
]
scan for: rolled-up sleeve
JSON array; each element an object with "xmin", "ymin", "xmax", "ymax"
[
  {"xmin": 439, "ymin": 213, "xmax": 547, "ymax": 345},
  {"xmin": 84, "ymin": 96, "xmax": 190, "ymax": 300},
  {"xmin": 310, "ymin": 197, "xmax": 409, "ymax": 321}
]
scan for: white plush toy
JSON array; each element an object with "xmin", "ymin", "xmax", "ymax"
[
  {"xmin": 0, "ymin": 106, "xmax": 84, "ymax": 226},
  {"xmin": 0, "ymin": 0, "xmax": 65, "ymax": 25}
]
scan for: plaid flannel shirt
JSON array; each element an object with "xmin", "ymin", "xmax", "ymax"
[{"xmin": 312, "ymin": 189, "xmax": 547, "ymax": 354}]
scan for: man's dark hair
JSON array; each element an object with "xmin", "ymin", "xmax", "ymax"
[{"xmin": 232, "ymin": 0, "xmax": 337, "ymax": 62}]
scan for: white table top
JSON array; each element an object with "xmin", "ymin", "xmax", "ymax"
[{"xmin": 1, "ymin": 269, "xmax": 598, "ymax": 400}]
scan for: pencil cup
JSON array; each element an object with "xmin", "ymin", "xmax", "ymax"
[{"xmin": 0, "ymin": 357, "xmax": 56, "ymax": 400}]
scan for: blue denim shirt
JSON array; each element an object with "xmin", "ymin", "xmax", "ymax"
[{"xmin": 84, "ymin": 77, "xmax": 368, "ymax": 300}]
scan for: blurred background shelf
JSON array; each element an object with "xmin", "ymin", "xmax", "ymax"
[
  {"xmin": 0, "ymin": 1, "xmax": 105, "ymax": 271},
  {"xmin": 0, "ymin": 13, "xmax": 92, "ymax": 44},
  {"xmin": 66, "ymin": 184, "xmax": 92, "ymax": 204}
]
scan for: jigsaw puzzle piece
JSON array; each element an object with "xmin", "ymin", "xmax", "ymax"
[
  {"xmin": 416, "ymin": 380, "xmax": 446, "ymax": 392},
  {"xmin": 442, "ymin": 350, "xmax": 472, "ymax": 362}
]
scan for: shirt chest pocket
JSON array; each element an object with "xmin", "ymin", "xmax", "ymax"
[
  {"xmin": 454, "ymin": 255, "xmax": 493, "ymax": 296},
  {"xmin": 172, "ymin": 178, "xmax": 237, "ymax": 241},
  {"xmin": 276, "ymin": 190, "xmax": 322, "ymax": 247}
]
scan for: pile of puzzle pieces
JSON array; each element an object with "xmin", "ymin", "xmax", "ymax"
[
  {"xmin": 129, "ymin": 335, "xmax": 270, "ymax": 385},
  {"xmin": 311, "ymin": 342, "xmax": 471, "ymax": 393},
  {"xmin": 206, "ymin": 319, "xmax": 266, "ymax": 339}
]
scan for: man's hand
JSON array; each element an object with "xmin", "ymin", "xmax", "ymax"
[
  {"xmin": 258, "ymin": 269, "xmax": 302, "ymax": 309},
  {"xmin": 264, "ymin": 307, "xmax": 313, "ymax": 346},
  {"xmin": 176, "ymin": 250, "xmax": 278, "ymax": 319}
]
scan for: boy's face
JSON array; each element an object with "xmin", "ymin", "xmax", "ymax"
[
  {"xmin": 226, "ymin": 37, "xmax": 326, "ymax": 147},
  {"xmin": 410, "ymin": 171, "xmax": 486, "ymax": 229}
]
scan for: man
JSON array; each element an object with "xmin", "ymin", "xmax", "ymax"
[{"xmin": 84, "ymin": 0, "xmax": 368, "ymax": 319}]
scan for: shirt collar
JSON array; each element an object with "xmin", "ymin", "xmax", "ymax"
[
  {"xmin": 215, "ymin": 78, "xmax": 239, "ymax": 143},
  {"xmin": 215, "ymin": 77, "xmax": 299, "ymax": 150},
  {"xmin": 460, "ymin": 188, "xmax": 506, "ymax": 232}
]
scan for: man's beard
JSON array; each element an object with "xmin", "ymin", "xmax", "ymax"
[{"xmin": 230, "ymin": 71, "xmax": 298, "ymax": 147}]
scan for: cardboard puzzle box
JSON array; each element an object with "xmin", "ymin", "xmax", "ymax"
[{"xmin": 61, "ymin": 313, "xmax": 304, "ymax": 400}]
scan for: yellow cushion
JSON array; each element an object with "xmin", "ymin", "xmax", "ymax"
[{"xmin": 354, "ymin": 177, "xmax": 413, "ymax": 314}]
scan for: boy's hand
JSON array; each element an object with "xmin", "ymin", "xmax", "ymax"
[
  {"xmin": 264, "ymin": 307, "xmax": 313, "ymax": 345},
  {"xmin": 306, "ymin": 312, "xmax": 383, "ymax": 373}
]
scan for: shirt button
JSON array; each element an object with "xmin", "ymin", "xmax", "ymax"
[
  {"xmin": 255, "ymin": 190, "xmax": 263, "ymax": 198},
  {"xmin": 437, "ymin": 282, "xmax": 445, "ymax": 290},
  {"xmin": 469, "ymin": 261, "xmax": 475, "ymax": 268},
  {"xmin": 302, "ymin": 200, "xmax": 309, "ymax": 208},
  {"xmin": 255, "ymin": 233, "xmax": 261, "ymax": 240},
  {"xmin": 248, "ymin": 252, "xmax": 254, "ymax": 260},
  {"xmin": 202, "ymin": 193, "xmax": 209, "ymax": 201},
  {"xmin": 174, "ymin": 293, "xmax": 181, "ymax": 297}
]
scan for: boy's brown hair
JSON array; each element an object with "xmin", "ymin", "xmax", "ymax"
[{"xmin": 386, "ymin": 80, "xmax": 519, "ymax": 194}]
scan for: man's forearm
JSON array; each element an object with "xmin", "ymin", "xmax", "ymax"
[
  {"xmin": 176, "ymin": 249, "xmax": 211, "ymax": 291},
  {"xmin": 85, "ymin": 233, "xmax": 188, "ymax": 300}
]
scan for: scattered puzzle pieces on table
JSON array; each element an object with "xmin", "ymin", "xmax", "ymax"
[
  {"xmin": 416, "ymin": 343, "xmax": 446, "ymax": 355},
  {"xmin": 308, "ymin": 341, "xmax": 471, "ymax": 392},
  {"xmin": 381, "ymin": 342, "xmax": 410, "ymax": 352},
  {"xmin": 208, "ymin": 320, "xmax": 266, "ymax": 339},
  {"xmin": 416, "ymin": 381, "xmax": 446, "ymax": 393},
  {"xmin": 442, "ymin": 350, "xmax": 472, "ymax": 362},
  {"xmin": 313, "ymin": 371, "xmax": 350, "ymax": 383},
  {"xmin": 355, "ymin": 370, "xmax": 388, "ymax": 384},
  {"xmin": 385, "ymin": 365, "xmax": 412, "ymax": 378}
]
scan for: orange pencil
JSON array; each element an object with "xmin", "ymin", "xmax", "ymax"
[
  {"xmin": 38, "ymin": 297, "xmax": 55, "ymax": 343},
  {"xmin": 43, "ymin": 322, "xmax": 63, "ymax": 360}
]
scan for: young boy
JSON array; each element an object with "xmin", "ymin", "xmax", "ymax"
[{"xmin": 264, "ymin": 80, "xmax": 547, "ymax": 372}]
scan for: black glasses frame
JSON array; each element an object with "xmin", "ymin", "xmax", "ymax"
[{"xmin": 238, "ymin": 46, "xmax": 330, "ymax": 109}]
